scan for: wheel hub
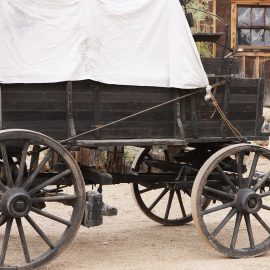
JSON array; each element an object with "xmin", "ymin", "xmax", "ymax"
[
  {"xmin": 236, "ymin": 188, "xmax": 262, "ymax": 214},
  {"xmin": 1, "ymin": 187, "xmax": 32, "ymax": 218}
]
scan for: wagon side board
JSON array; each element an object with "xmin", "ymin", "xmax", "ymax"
[
  {"xmin": 0, "ymin": 77, "xmax": 266, "ymax": 145},
  {"xmin": 183, "ymin": 77, "xmax": 266, "ymax": 143}
]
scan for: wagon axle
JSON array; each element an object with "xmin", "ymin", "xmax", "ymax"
[
  {"xmin": 235, "ymin": 188, "xmax": 262, "ymax": 214},
  {"xmin": 1, "ymin": 188, "xmax": 32, "ymax": 218}
]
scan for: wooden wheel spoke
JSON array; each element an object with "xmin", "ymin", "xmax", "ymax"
[
  {"xmin": 164, "ymin": 190, "xmax": 174, "ymax": 220},
  {"xmin": 176, "ymin": 190, "xmax": 187, "ymax": 217},
  {"xmin": 31, "ymin": 207, "xmax": 72, "ymax": 226},
  {"xmin": 31, "ymin": 194, "xmax": 77, "ymax": 203},
  {"xmin": 132, "ymin": 147, "xmax": 193, "ymax": 226},
  {"xmin": 192, "ymin": 145, "xmax": 270, "ymax": 257},
  {"xmin": 139, "ymin": 187, "xmax": 155, "ymax": 194},
  {"xmin": 25, "ymin": 215, "xmax": 55, "ymax": 249},
  {"xmin": 253, "ymin": 170, "xmax": 270, "ymax": 192},
  {"xmin": 149, "ymin": 188, "xmax": 168, "ymax": 211},
  {"xmin": 230, "ymin": 213, "xmax": 243, "ymax": 249},
  {"xmin": 1, "ymin": 143, "xmax": 14, "ymax": 188},
  {"xmin": 203, "ymin": 202, "xmax": 235, "ymax": 215},
  {"xmin": 0, "ymin": 181, "xmax": 7, "ymax": 193},
  {"xmin": 28, "ymin": 145, "xmax": 40, "ymax": 176},
  {"xmin": 253, "ymin": 213, "xmax": 270, "ymax": 234},
  {"xmin": 235, "ymin": 153, "xmax": 244, "ymax": 188},
  {"xmin": 244, "ymin": 214, "xmax": 255, "ymax": 249},
  {"xmin": 203, "ymin": 186, "xmax": 235, "ymax": 200},
  {"xmin": 262, "ymin": 204, "xmax": 270, "ymax": 211},
  {"xmin": 0, "ymin": 218, "xmax": 13, "ymax": 266},
  {"xmin": 247, "ymin": 152, "xmax": 260, "ymax": 188},
  {"xmin": 260, "ymin": 191, "xmax": 270, "ymax": 198},
  {"xmin": 216, "ymin": 165, "xmax": 238, "ymax": 193},
  {"xmin": 0, "ymin": 214, "xmax": 6, "ymax": 226},
  {"xmin": 29, "ymin": 169, "xmax": 71, "ymax": 196},
  {"xmin": 16, "ymin": 218, "xmax": 31, "ymax": 263},
  {"xmin": 211, "ymin": 208, "xmax": 236, "ymax": 238},
  {"xmin": 23, "ymin": 150, "xmax": 53, "ymax": 190},
  {"xmin": 145, "ymin": 153, "xmax": 154, "ymax": 173},
  {"xmin": 15, "ymin": 142, "xmax": 30, "ymax": 187},
  {"xmin": 0, "ymin": 130, "xmax": 86, "ymax": 269},
  {"xmin": 164, "ymin": 150, "xmax": 170, "ymax": 162}
]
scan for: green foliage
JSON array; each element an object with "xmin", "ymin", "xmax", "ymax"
[
  {"xmin": 186, "ymin": 0, "xmax": 214, "ymax": 57},
  {"xmin": 196, "ymin": 42, "xmax": 212, "ymax": 57},
  {"xmin": 187, "ymin": 0, "xmax": 212, "ymax": 22}
]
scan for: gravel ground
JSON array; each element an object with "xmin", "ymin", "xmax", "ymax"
[
  {"xmin": 4, "ymin": 147, "xmax": 270, "ymax": 270},
  {"xmin": 41, "ymin": 183, "xmax": 270, "ymax": 270}
]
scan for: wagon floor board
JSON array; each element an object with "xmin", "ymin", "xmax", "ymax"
[{"xmin": 76, "ymin": 139, "xmax": 186, "ymax": 147}]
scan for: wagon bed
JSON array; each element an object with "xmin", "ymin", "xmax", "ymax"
[{"xmin": 1, "ymin": 59, "xmax": 265, "ymax": 146}]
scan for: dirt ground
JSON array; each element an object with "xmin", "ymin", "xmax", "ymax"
[
  {"xmin": 3, "ymin": 147, "xmax": 270, "ymax": 270},
  {"xmin": 38, "ymin": 182, "xmax": 270, "ymax": 270}
]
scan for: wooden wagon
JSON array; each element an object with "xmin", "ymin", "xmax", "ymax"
[{"xmin": 0, "ymin": 1, "xmax": 270, "ymax": 269}]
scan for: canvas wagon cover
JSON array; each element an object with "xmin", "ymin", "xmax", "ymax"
[{"xmin": 0, "ymin": 0, "xmax": 209, "ymax": 89}]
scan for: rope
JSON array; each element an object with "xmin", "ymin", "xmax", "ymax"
[
  {"xmin": 208, "ymin": 88, "xmax": 244, "ymax": 142},
  {"xmin": 60, "ymin": 89, "xmax": 202, "ymax": 144}
]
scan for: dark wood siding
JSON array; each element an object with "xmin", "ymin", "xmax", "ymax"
[
  {"xmin": 216, "ymin": 0, "xmax": 231, "ymax": 57},
  {"xmin": 1, "ymin": 77, "xmax": 265, "ymax": 143}
]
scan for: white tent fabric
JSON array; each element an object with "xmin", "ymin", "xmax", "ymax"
[{"xmin": 0, "ymin": 0, "xmax": 209, "ymax": 89}]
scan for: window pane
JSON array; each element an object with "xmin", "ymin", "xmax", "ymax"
[
  {"xmin": 251, "ymin": 8, "xmax": 265, "ymax": 26},
  {"xmin": 238, "ymin": 29, "xmax": 251, "ymax": 45},
  {"xmin": 238, "ymin": 7, "xmax": 251, "ymax": 26},
  {"xmin": 251, "ymin": 29, "xmax": 265, "ymax": 46},
  {"xmin": 266, "ymin": 30, "xmax": 270, "ymax": 46},
  {"xmin": 266, "ymin": 8, "xmax": 270, "ymax": 26}
]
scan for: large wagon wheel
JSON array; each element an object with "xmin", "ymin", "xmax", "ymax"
[
  {"xmin": 192, "ymin": 144, "xmax": 270, "ymax": 258},
  {"xmin": 131, "ymin": 147, "xmax": 193, "ymax": 226},
  {"xmin": 0, "ymin": 129, "xmax": 85, "ymax": 269}
]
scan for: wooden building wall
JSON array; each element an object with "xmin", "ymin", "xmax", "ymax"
[
  {"xmin": 214, "ymin": 0, "xmax": 270, "ymax": 107},
  {"xmin": 216, "ymin": 0, "xmax": 270, "ymax": 80}
]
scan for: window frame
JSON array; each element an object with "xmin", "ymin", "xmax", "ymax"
[{"xmin": 231, "ymin": 0, "xmax": 270, "ymax": 51}]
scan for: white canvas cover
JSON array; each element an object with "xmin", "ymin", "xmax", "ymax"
[{"xmin": 0, "ymin": 0, "xmax": 209, "ymax": 89}]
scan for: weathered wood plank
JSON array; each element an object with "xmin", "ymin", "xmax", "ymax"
[{"xmin": 76, "ymin": 138, "xmax": 186, "ymax": 147}]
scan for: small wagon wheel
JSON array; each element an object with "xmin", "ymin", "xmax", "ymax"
[
  {"xmin": 192, "ymin": 144, "xmax": 270, "ymax": 258},
  {"xmin": 131, "ymin": 147, "xmax": 193, "ymax": 226},
  {"xmin": 0, "ymin": 129, "xmax": 85, "ymax": 269}
]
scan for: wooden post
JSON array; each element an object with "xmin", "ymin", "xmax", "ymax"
[
  {"xmin": 212, "ymin": 0, "xmax": 217, "ymax": 57},
  {"xmin": 231, "ymin": 3, "xmax": 237, "ymax": 50}
]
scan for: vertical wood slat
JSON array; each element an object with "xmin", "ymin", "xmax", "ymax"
[
  {"xmin": 173, "ymin": 89, "xmax": 179, "ymax": 139},
  {"xmin": 212, "ymin": 0, "xmax": 217, "ymax": 57},
  {"xmin": 264, "ymin": 60, "xmax": 270, "ymax": 107},
  {"xmin": 255, "ymin": 57, "xmax": 260, "ymax": 79},
  {"xmin": 255, "ymin": 78, "xmax": 265, "ymax": 136},
  {"xmin": 231, "ymin": 3, "xmax": 237, "ymax": 50},
  {"xmin": 66, "ymin": 82, "xmax": 76, "ymax": 138},
  {"xmin": 242, "ymin": 56, "xmax": 246, "ymax": 78},
  {"xmin": 93, "ymin": 85, "xmax": 101, "ymax": 139},
  {"xmin": 221, "ymin": 79, "xmax": 231, "ymax": 137},
  {"xmin": 190, "ymin": 95, "xmax": 198, "ymax": 139},
  {"xmin": 173, "ymin": 89, "xmax": 184, "ymax": 140}
]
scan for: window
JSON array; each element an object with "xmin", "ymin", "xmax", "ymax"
[{"xmin": 237, "ymin": 7, "xmax": 270, "ymax": 47}]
